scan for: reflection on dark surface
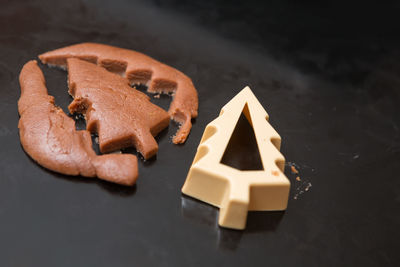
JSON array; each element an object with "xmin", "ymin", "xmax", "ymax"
[
  {"xmin": 181, "ymin": 196, "xmax": 284, "ymax": 251},
  {"xmin": 220, "ymin": 110, "xmax": 264, "ymax": 170},
  {"xmin": 217, "ymin": 228, "xmax": 243, "ymax": 251},
  {"xmin": 181, "ymin": 195, "xmax": 218, "ymax": 227},
  {"xmin": 95, "ymin": 179, "xmax": 137, "ymax": 196}
]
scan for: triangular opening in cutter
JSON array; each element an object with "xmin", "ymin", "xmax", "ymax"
[{"xmin": 220, "ymin": 103, "xmax": 264, "ymax": 171}]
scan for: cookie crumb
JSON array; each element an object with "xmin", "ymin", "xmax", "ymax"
[
  {"xmin": 272, "ymin": 170, "xmax": 279, "ymax": 176},
  {"xmin": 296, "ymin": 176, "xmax": 301, "ymax": 181},
  {"xmin": 305, "ymin": 182, "xmax": 312, "ymax": 191},
  {"xmin": 291, "ymin": 165, "xmax": 299, "ymax": 174}
]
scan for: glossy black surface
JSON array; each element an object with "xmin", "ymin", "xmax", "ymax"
[
  {"xmin": 0, "ymin": 0, "xmax": 399, "ymax": 266},
  {"xmin": 220, "ymin": 112, "xmax": 264, "ymax": 170}
]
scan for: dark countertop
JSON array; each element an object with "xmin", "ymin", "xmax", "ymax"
[{"xmin": 0, "ymin": 0, "xmax": 399, "ymax": 266}]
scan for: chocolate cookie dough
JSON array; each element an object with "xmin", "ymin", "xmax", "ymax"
[
  {"xmin": 39, "ymin": 42, "xmax": 198, "ymax": 144},
  {"xmin": 18, "ymin": 60, "xmax": 138, "ymax": 186},
  {"xmin": 67, "ymin": 58, "xmax": 170, "ymax": 159}
]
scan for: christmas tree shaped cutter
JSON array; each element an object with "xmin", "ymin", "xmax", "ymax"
[{"xmin": 182, "ymin": 86, "xmax": 290, "ymax": 230}]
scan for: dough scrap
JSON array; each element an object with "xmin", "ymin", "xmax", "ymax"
[
  {"xmin": 18, "ymin": 60, "xmax": 138, "ymax": 186},
  {"xmin": 39, "ymin": 42, "xmax": 198, "ymax": 144}
]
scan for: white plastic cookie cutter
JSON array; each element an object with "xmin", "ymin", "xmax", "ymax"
[{"xmin": 182, "ymin": 86, "xmax": 290, "ymax": 230}]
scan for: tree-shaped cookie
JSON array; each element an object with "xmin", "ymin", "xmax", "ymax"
[{"xmin": 67, "ymin": 58, "xmax": 170, "ymax": 159}]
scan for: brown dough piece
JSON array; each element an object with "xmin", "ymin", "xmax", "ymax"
[
  {"xmin": 39, "ymin": 43, "xmax": 199, "ymax": 144},
  {"xmin": 18, "ymin": 60, "xmax": 138, "ymax": 186},
  {"xmin": 67, "ymin": 58, "xmax": 170, "ymax": 159}
]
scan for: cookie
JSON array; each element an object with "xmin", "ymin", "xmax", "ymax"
[
  {"xmin": 18, "ymin": 60, "xmax": 138, "ymax": 186},
  {"xmin": 67, "ymin": 58, "xmax": 170, "ymax": 159},
  {"xmin": 39, "ymin": 43, "xmax": 198, "ymax": 144}
]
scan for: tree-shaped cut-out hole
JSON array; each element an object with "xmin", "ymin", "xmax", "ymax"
[{"xmin": 220, "ymin": 104, "xmax": 264, "ymax": 170}]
